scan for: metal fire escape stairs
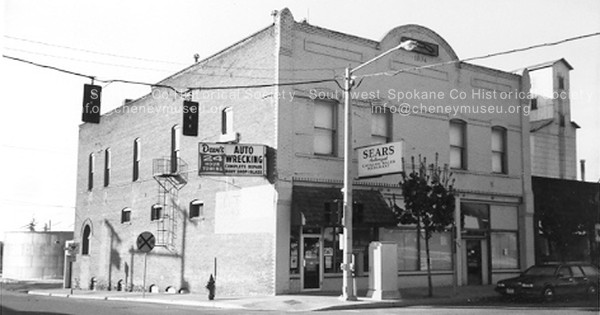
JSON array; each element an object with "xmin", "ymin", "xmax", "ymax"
[{"xmin": 152, "ymin": 156, "xmax": 188, "ymax": 251}]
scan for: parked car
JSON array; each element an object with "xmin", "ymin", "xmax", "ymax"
[{"xmin": 495, "ymin": 263, "xmax": 599, "ymax": 301}]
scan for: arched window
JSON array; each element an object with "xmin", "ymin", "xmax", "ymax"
[
  {"xmin": 133, "ymin": 138, "xmax": 141, "ymax": 181},
  {"xmin": 171, "ymin": 125, "xmax": 180, "ymax": 173},
  {"xmin": 121, "ymin": 207, "xmax": 132, "ymax": 223},
  {"xmin": 82, "ymin": 224, "xmax": 91, "ymax": 255}
]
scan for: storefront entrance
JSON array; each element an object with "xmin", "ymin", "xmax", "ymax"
[
  {"xmin": 302, "ymin": 235, "xmax": 322, "ymax": 290},
  {"xmin": 462, "ymin": 238, "xmax": 489, "ymax": 285}
]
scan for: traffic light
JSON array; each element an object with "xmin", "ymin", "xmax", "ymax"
[
  {"xmin": 183, "ymin": 100, "xmax": 199, "ymax": 136},
  {"xmin": 324, "ymin": 199, "xmax": 343, "ymax": 226},
  {"xmin": 82, "ymin": 84, "xmax": 102, "ymax": 123}
]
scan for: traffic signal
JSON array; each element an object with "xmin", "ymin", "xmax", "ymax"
[
  {"xmin": 82, "ymin": 84, "xmax": 102, "ymax": 123},
  {"xmin": 183, "ymin": 100, "xmax": 199, "ymax": 136},
  {"xmin": 324, "ymin": 199, "xmax": 343, "ymax": 226}
]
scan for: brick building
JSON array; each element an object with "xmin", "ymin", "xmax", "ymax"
[{"xmin": 73, "ymin": 8, "xmax": 535, "ymax": 295}]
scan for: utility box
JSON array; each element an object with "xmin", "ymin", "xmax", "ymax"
[{"xmin": 367, "ymin": 241, "xmax": 400, "ymax": 300}]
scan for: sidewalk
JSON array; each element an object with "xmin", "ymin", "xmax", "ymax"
[{"xmin": 27, "ymin": 285, "xmax": 498, "ymax": 312}]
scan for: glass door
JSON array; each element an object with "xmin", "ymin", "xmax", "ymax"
[{"xmin": 302, "ymin": 235, "xmax": 321, "ymax": 290}]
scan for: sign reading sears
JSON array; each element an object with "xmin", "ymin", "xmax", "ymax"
[
  {"xmin": 198, "ymin": 143, "xmax": 266, "ymax": 176},
  {"xmin": 357, "ymin": 141, "xmax": 403, "ymax": 178}
]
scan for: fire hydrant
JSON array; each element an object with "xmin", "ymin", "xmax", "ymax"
[{"xmin": 205, "ymin": 274, "xmax": 215, "ymax": 300}]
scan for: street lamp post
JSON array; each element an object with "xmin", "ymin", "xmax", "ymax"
[{"xmin": 341, "ymin": 40, "xmax": 417, "ymax": 301}]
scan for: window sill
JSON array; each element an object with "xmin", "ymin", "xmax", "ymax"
[{"xmin": 296, "ymin": 153, "xmax": 342, "ymax": 161}]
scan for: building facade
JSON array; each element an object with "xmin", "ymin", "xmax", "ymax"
[{"xmin": 73, "ymin": 8, "xmax": 534, "ymax": 295}]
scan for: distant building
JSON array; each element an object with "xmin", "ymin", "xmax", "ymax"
[
  {"xmin": 526, "ymin": 59, "xmax": 579, "ymax": 180},
  {"xmin": 73, "ymin": 8, "xmax": 535, "ymax": 295},
  {"xmin": 2, "ymin": 231, "xmax": 73, "ymax": 280}
]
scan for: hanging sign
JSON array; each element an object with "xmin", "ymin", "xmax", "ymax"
[
  {"xmin": 357, "ymin": 141, "xmax": 403, "ymax": 178},
  {"xmin": 82, "ymin": 84, "xmax": 102, "ymax": 123},
  {"xmin": 198, "ymin": 143, "xmax": 266, "ymax": 176}
]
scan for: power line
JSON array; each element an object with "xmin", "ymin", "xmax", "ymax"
[
  {"xmin": 4, "ymin": 35, "xmax": 188, "ymax": 66},
  {"xmin": 3, "ymin": 47, "xmax": 178, "ymax": 72},
  {"xmin": 359, "ymin": 31, "xmax": 600, "ymax": 79}
]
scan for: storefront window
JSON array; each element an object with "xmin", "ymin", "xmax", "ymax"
[
  {"xmin": 381, "ymin": 228, "xmax": 419, "ymax": 271},
  {"xmin": 323, "ymin": 227, "xmax": 342, "ymax": 273},
  {"xmin": 420, "ymin": 231, "xmax": 452, "ymax": 270},
  {"xmin": 290, "ymin": 226, "xmax": 300, "ymax": 274},
  {"xmin": 491, "ymin": 232, "xmax": 519, "ymax": 269}
]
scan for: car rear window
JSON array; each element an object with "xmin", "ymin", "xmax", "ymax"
[
  {"xmin": 570, "ymin": 266, "xmax": 584, "ymax": 277},
  {"xmin": 524, "ymin": 266, "xmax": 556, "ymax": 276},
  {"xmin": 581, "ymin": 265, "xmax": 599, "ymax": 276}
]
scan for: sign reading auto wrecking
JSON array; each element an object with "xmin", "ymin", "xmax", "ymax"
[
  {"xmin": 357, "ymin": 141, "xmax": 403, "ymax": 178},
  {"xmin": 198, "ymin": 143, "xmax": 266, "ymax": 176}
]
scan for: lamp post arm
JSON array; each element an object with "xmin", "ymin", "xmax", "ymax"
[{"xmin": 351, "ymin": 40, "xmax": 417, "ymax": 74}]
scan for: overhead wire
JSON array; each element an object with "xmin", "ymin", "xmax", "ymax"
[{"xmin": 359, "ymin": 31, "xmax": 600, "ymax": 79}]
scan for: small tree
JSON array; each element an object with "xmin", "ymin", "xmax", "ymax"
[{"xmin": 393, "ymin": 154, "xmax": 455, "ymax": 297}]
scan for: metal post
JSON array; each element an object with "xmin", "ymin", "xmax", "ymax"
[
  {"xmin": 142, "ymin": 252, "xmax": 148, "ymax": 298},
  {"xmin": 341, "ymin": 67, "xmax": 356, "ymax": 301}
]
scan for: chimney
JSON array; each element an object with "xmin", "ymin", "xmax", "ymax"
[{"xmin": 580, "ymin": 159, "xmax": 586, "ymax": 181}]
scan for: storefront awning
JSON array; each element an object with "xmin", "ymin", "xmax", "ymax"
[{"xmin": 292, "ymin": 186, "xmax": 397, "ymax": 227}]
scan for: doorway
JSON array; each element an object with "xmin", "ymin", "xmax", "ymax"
[
  {"xmin": 462, "ymin": 238, "xmax": 489, "ymax": 285},
  {"xmin": 302, "ymin": 235, "xmax": 322, "ymax": 290}
]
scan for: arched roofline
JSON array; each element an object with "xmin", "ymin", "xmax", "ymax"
[{"xmin": 380, "ymin": 24, "xmax": 458, "ymax": 60}]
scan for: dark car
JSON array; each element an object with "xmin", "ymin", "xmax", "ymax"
[{"xmin": 495, "ymin": 263, "xmax": 599, "ymax": 301}]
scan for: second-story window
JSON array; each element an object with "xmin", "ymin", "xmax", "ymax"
[
  {"xmin": 104, "ymin": 148, "xmax": 111, "ymax": 187},
  {"xmin": 491, "ymin": 127, "xmax": 507, "ymax": 174},
  {"xmin": 121, "ymin": 208, "xmax": 131, "ymax": 224},
  {"xmin": 88, "ymin": 153, "xmax": 95, "ymax": 191},
  {"xmin": 171, "ymin": 125, "xmax": 180, "ymax": 173},
  {"xmin": 221, "ymin": 107, "xmax": 233, "ymax": 135},
  {"xmin": 151, "ymin": 204, "xmax": 164, "ymax": 221},
  {"xmin": 133, "ymin": 138, "xmax": 141, "ymax": 181},
  {"xmin": 449, "ymin": 119, "xmax": 466, "ymax": 169},
  {"xmin": 189, "ymin": 200, "xmax": 203, "ymax": 219},
  {"xmin": 313, "ymin": 100, "xmax": 336, "ymax": 156},
  {"xmin": 371, "ymin": 109, "xmax": 390, "ymax": 145}
]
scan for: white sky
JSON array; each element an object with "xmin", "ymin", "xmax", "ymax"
[{"xmin": 1, "ymin": 0, "xmax": 599, "ymax": 241}]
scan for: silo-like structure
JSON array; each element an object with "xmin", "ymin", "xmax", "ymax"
[{"xmin": 2, "ymin": 231, "xmax": 73, "ymax": 280}]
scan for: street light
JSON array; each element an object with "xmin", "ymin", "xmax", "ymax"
[{"xmin": 341, "ymin": 40, "xmax": 417, "ymax": 301}]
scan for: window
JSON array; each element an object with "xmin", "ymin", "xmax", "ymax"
[
  {"xmin": 313, "ymin": 100, "xmax": 336, "ymax": 155},
  {"xmin": 82, "ymin": 224, "xmax": 91, "ymax": 255},
  {"xmin": 449, "ymin": 120, "xmax": 466, "ymax": 169},
  {"xmin": 133, "ymin": 138, "xmax": 141, "ymax": 181},
  {"xmin": 88, "ymin": 153, "xmax": 95, "ymax": 191},
  {"xmin": 189, "ymin": 200, "xmax": 203, "ymax": 219},
  {"xmin": 104, "ymin": 148, "xmax": 111, "ymax": 187},
  {"xmin": 171, "ymin": 125, "xmax": 180, "ymax": 173},
  {"xmin": 420, "ymin": 231, "xmax": 452, "ymax": 270},
  {"xmin": 151, "ymin": 204, "xmax": 163, "ymax": 221},
  {"xmin": 323, "ymin": 227, "xmax": 343, "ymax": 273},
  {"xmin": 461, "ymin": 203, "xmax": 490, "ymax": 233},
  {"xmin": 558, "ymin": 76, "xmax": 564, "ymax": 90},
  {"xmin": 559, "ymin": 114, "xmax": 566, "ymax": 127},
  {"xmin": 531, "ymin": 98, "xmax": 538, "ymax": 110},
  {"xmin": 371, "ymin": 109, "xmax": 390, "ymax": 144},
  {"xmin": 491, "ymin": 127, "xmax": 507, "ymax": 174},
  {"xmin": 381, "ymin": 228, "xmax": 419, "ymax": 271},
  {"xmin": 121, "ymin": 208, "xmax": 131, "ymax": 224},
  {"xmin": 491, "ymin": 232, "xmax": 518, "ymax": 269},
  {"xmin": 570, "ymin": 266, "xmax": 584, "ymax": 278},
  {"xmin": 221, "ymin": 107, "xmax": 233, "ymax": 135}
]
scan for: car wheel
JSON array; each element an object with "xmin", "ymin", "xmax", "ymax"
[{"xmin": 542, "ymin": 286, "xmax": 554, "ymax": 302}]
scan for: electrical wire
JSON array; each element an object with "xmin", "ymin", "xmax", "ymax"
[
  {"xmin": 4, "ymin": 35, "xmax": 188, "ymax": 66},
  {"xmin": 359, "ymin": 31, "xmax": 600, "ymax": 79}
]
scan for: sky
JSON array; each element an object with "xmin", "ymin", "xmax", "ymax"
[{"xmin": 1, "ymin": 0, "xmax": 599, "ymax": 241}]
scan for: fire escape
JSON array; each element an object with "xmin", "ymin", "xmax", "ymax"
[{"xmin": 152, "ymin": 156, "xmax": 188, "ymax": 251}]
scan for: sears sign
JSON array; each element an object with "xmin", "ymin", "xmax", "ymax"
[{"xmin": 357, "ymin": 141, "xmax": 403, "ymax": 178}]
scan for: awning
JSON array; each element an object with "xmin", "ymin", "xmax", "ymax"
[{"xmin": 292, "ymin": 186, "xmax": 397, "ymax": 227}]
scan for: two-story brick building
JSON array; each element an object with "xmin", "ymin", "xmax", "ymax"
[{"xmin": 73, "ymin": 8, "xmax": 534, "ymax": 295}]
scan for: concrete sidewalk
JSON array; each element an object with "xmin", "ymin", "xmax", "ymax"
[{"xmin": 27, "ymin": 285, "xmax": 498, "ymax": 312}]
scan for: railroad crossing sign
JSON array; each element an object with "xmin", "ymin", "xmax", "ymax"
[{"xmin": 137, "ymin": 231, "xmax": 155, "ymax": 252}]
